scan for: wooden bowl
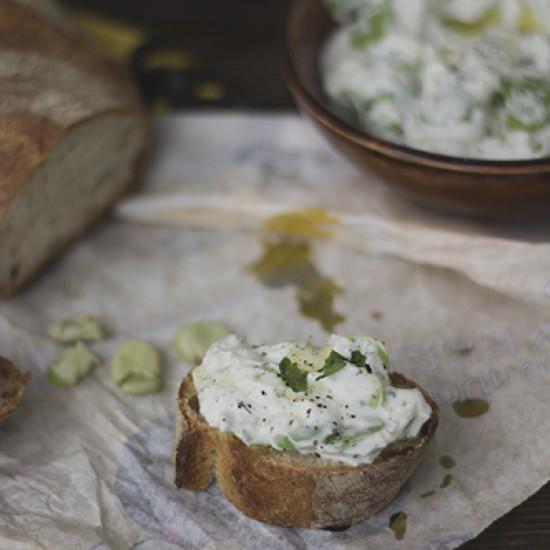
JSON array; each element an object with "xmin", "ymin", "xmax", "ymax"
[{"xmin": 284, "ymin": 0, "xmax": 550, "ymax": 216}]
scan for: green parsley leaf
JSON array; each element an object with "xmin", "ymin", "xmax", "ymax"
[
  {"xmin": 323, "ymin": 430, "xmax": 342, "ymax": 445},
  {"xmin": 279, "ymin": 357, "xmax": 308, "ymax": 392},
  {"xmin": 316, "ymin": 350, "xmax": 347, "ymax": 380},
  {"xmin": 350, "ymin": 349, "xmax": 373, "ymax": 373},
  {"xmin": 350, "ymin": 349, "xmax": 366, "ymax": 368}
]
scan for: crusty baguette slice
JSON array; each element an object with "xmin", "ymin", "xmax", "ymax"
[
  {"xmin": 173, "ymin": 371, "xmax": 439, "ymax": 528},
  {"xmin": 0, "ymin": 355, "xmax": 31, "ymax": 421}
]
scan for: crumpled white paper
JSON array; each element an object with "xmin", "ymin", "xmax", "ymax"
[{"xmin": 1, "ymin": 113, "xmax": 549, "ymax": 550}]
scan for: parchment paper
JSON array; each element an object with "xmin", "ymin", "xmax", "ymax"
[{"xmin": 1, "ymin": 113, "xmax": 549, "ymax": 549}]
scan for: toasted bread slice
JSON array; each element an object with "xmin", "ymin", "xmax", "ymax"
[
  {"xmin": 0, "ymin": 356, "xmax": 31, "ymax": 421},
  {"xmin": 173, "ymin": 370, "xmax": 439, "ymax": 528}
]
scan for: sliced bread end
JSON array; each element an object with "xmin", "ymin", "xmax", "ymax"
[
  {"xmin": 0, "ymin": 355, "xmax": 31, "ymax": 421},
  {"xmin": 174, "ymin": 371, "xmax": 439, "ymax": 528}
]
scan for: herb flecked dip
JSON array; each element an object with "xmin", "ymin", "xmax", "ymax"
[
  {"xmin": 322, "ymin": 0, "xmax": 550, "ymax": 159},
  {"xmin": 192, "ymin": 334, "xmax": 431, "ymax": 466}
]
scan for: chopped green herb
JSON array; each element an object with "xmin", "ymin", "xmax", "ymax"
[
  {"xmin": 350, "ymin": 348, "xmax": 372, "ymax": 373},
  {"xmin": 443, "ymin": 6, "xmax": 501, "ymax": 35},
  {"xmin": 368, "ymin": 383, "xmax": 386, "ymax": 407},
  {"xmin": 506, "ymin": 114, "xmax": 548, "ymax": 133},
  {"xmin": 462, "ymin": 108, "xmax": 474, "ymax": 123},
  {"xmin": 342, "ymin": 427, "xmax": 382, "ymax": 448},
  {"xmin": 377, "ymin": 344, "xmax": 390, "ymax": 367},
  {"xmin": 493, "ymin": 78, "xmax": 550, "ymax": 133},
  {"xmin": 350, "ymin": 0, "xmax": 392, "ymax": 49},
  {"xmin": 386, "ymin": 122, "xmax": 404, "ymax": 136},
  {"xmin": 365, "ymin": 91, "xmax": 394, "ymax": 110},
  {"xmin": 530, "ymin": 137, "xmax": 544, "ymax": 152},
  {"xmin": 279, "ymin": 357, "xmax": 308, "ymax": 392},
  {"xmin": 338, "ymin": 432, "xmax": 368, "ymax": 449},
  {"xmin": 316, "ymin": 350, "xmax": 348, "ymax": 380},
  {"xmin": 324, "ymin": 425, "xmax": 384, "ymax": 449},
  {"xmin": 350, "ymin": 349, "xmax": 366, "ymax": 368},
  {"xmin": 324, "ymin": 430, "xmax": 342, "ymax": 445},
  {"xmin": 276, "ymin": 436, "xmax": 295, "ymax": 450}
]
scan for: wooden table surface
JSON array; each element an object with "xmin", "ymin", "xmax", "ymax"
[{"xmin": 61, "ymin": 1, "xmax": 550, "ymax": 547}]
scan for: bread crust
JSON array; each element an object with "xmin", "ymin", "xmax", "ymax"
[
  {"xmin": 0, "ymin": 0, "xmax": 149, "ymax": 297},
  {"xmin": 0, "ymin": 125, "xmax": 150, "ymax": 298},
  {"xmin": 0, "ymin": 115, "xmax": 63, "ymax": 216},
  {"xmin": 0, "ymin": 355, "xmax": 30, "ymax": 421},
  {"xmin": 0, "ymin": 0, "xmax": 138, "ymax": 100},
  {"xmin": 0, "ymin": 0, "xmax": 144, "ymax": 215},
  {"xmin": 174, "ymin": 371, "xmax": 439, "ymax": 528}
]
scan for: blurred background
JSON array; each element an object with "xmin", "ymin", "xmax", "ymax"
[{"xmin": 61, "ymin": 0, "xmax": 294, "ymax": 111}]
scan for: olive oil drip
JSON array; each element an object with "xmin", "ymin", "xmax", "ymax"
[
  {"xmin": 439, "ymin": 455, "xmax": 456, "ymax": 469},
  {"xmin": 389, "ymin": 511, "xmax": 407, "ymax": 540},
  {"xmin": 453, "ymin": 398, "xmax": 490, "ymax": 418},
  {"xmin": 421, "ymin": 455, "xmax": 457, "ymax": 497},
  {"xmin": 440, "ymin": 474, "xmax": 453, "ymax": 488},
  {"xmin": 248, "ymin": 209, "xmax": 345, "ymax": 332}
]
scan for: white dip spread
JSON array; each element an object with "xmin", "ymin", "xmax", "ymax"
[
  {"xmin": 321, "ymin": 0, "xmax": 550, "ymax": 159},
  {"xmin": 192, "ymin": 334, "xmax": 432, "ymax": 466}
]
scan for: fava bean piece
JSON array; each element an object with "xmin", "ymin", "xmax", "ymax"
[
  {"xmin": 111, "ymin": 340, "xmax": 163, "ymax": 395},
  {"xmin": 47, "ymin": 342, "xmax": 100, "ymax": 386},
  {"xmin": 48, "ymin": 315, "xmax": 105, "ymax": 343},
  {"xmin": 174, "ymin": 321, "xmax": 231, "ymax": 365}
]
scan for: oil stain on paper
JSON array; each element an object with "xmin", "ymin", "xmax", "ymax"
[
  {"xmin": 420, "ymin": 455, "xmax": 457, "ymax": 498},
  {"xmin": 453, "ymin": 398, "xmax": 490, "ymax": 418},
  {"xmin": 439, "ymin": 455, "xmax": 455, "ymax": 488},
  {"xmin": 389, "ymin": 511, "xmax": 407, "ymax": 540},
  {"xmin": 248, "ymin": 209, "xmax": 345, "ymax": 332},
  {"xmin": 439, "ymin": 455, "xmax": 456, "ymax": 469},
  {"xmin": 440, "ymin": 474, "xmax": 453, "ymax": 489}
]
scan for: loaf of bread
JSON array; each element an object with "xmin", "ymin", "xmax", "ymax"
[
  {"xmin": 0, "ymin": 0, "xmax": 148, "ymax": 296},
  {"xmin": 0, "ymin": 355, "xmax": 30, "ymax": 421},
  {"xmin": 173, "ymin": 371, "xmax": 439, "ymax": 529}
]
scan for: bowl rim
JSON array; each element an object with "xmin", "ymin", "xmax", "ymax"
[{"xmin": 285, "ymin": 0, "xmax": 550, "ymax": 175}]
